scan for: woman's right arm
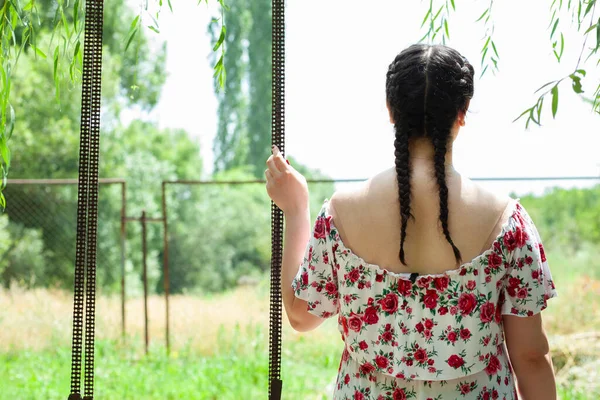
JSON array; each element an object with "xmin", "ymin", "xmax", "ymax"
[{"xmin": 503, "ymin": 313, "xmax": 556, "ymax": 400}]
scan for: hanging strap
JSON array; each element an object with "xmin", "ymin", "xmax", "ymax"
[
  {"xmin": 268, "ymin": 0, "xmax": 285, "ymax": 399},
  {"xmin": 68, "ymin": 1, "xmax": 104, "ymax": 399}
]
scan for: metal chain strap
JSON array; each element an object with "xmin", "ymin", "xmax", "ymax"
[
  {"xmin": 269, "ymin": 0, "xmax": 285, "ymax": 399},
  {"xmin": 69, "ymin": 1, "xmax": 104, "ymax": 399}
]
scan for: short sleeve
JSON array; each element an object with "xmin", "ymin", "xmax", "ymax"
[
  {"xmin": 291, "ymin": 203, "xmax": 339, "ymax": 319},
  {"xmin": 501, "ymin": 204, "xmax": 558, "ymax": 317}
]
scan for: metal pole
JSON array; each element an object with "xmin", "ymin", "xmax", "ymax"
[
  {"xmin": 161, "ymin": 182, "xmax": 171, "ymax": 354},
  {"xmin": 141, "ymin": 210, "xmax": 149, "ymax": 355},
  {"xmin": 120, "ymin": 182, "xmax": 126, "ymax": 339}
]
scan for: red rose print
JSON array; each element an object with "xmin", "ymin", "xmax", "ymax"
[
  {"xmin": 427, "ymin": 359, "xmax": 435, "ymax": 366},
  {"xmin": 531, "ymin": 269, "xmax": 540, "ymax": 280},
  {"xmin": 447, "ymin": 331, "xmax": 458, "ymax": 343},
  {"xmin": 397, "ymin": 279, "xmax": 413, "ymax": 296},
  {"xmin": 301, "ymin": 271, "xmax": 309, "ymax": 286},
  {"xmin": 438, "ymin": 306, "xmax": 448, "ymax": 315},
  {"xmin": 424, "ymin": 319, "xmax": 434, "ymax": 330},
  {"xmin": 341, "ymin": 316, "xmax": 349, "ymax": 335},
  {"xmin": 460, "ymin": 328, "xmax": 472, "ymax": 340},
  {"xmin": 463, "ymin": 281, "xmax": 475, "ymax": 292},
  {"xmin": 375, "ymin": 273, "xmax": 384, "ymax": 282},
  {"xmin": 415, "ymin": 322, "xmax": 425, "ymax": 333},
  {"xmin": 483, "ymin": 392, "xmax": 491, "ymax": 400},
  {"xmin": 363, "ymin": 306, "xmax": 379, "ymax": 325},
  {"xmin": 325, "ymin": 281, "xmax": 337, "ymax": 296},
  {"xmin": 480, "ymin": 302, "xmax": 496, "ymax": 323},
  {"xmin": 381, "ymin": 331, "xmax": 393, "ymax": 342},
  {"xmin": 424, "ymin": 329, "xmax": 433, "ymax": 341},
  {"xmin": 348, "ymin": 268, "xmax": 360, "ymax": 283},
  {"xmin": 458, "ymin": 293, "xmax": 477, "ymax": 315},
  {"xmin": 359, "ymin": 340, "xmax": 368, "ymax": 350},
  {"xmin": 460, "ymin": 383, "xmax": 472, "ymax": 394},
  {"xmin": 434, "ymin": 276, "xmax": 450, "ymax": 292},
  {"xmin": 525, "ymin": 256, "xmax": 533, "ymax": 265},
  {"xmin": 392, "ymin": 388, "xmax": 407, "ymax": 400},
  {"xmin": 343, "ymin": 373, "xmax": 350, "ymax": 384},
  {"xmin": 485, "ymin": 275, "xmax": 492, "ymax": 283},
  {"xmin": 428, "ymin": 366, "xmax": 437, "ymax": 373},
  {"xmin": 357, "ymin": 282, "xmax": 365, "ymax": 289},
  {"xmin": 417, "ymin": 276, "xmax": 432, "ymax": 288},
  {"xmin": 488, "ymin": 252, "xmax": 503, "ymax": 269},
  {"xmin": 379, "ymin": 293, "xmax": 399, "ymax": 314},
  {"xmin": 517, "ymin": 287, "xmax": 528, "ymax": 299},
  {"xmin": 423, "ymin": 289, "xmax": 439, "ymax": 309},
  {"xmin": 485, "ymin": 354, "xmax": 502, "ymax": 375},
  {"xmin": 414, "ymin": 348, "xmax": 428, "ymax": 364},
  {"xmin": 514, "ymin": 225, "xmax": 528, "ymax": 248},
  {"xmin": 314, "ymin": 217, "xmax": 327, "ymax": 239},
  {"xmin": 447, "ymin": 354, "xmax": 465, "ymax": 369},
  {"xmin": 492, "ymin": 389, "xmax": 499, "ymax": 399},
  {"xmin": 323, "ymin": 253, "xmax": 329, "ymax": 264},
  {"xmin": 359, "ymin": 362, "xmax": 375, "ymax": 375},
  {"xmin": 325, "ymin": 216, "xmax": 332, "ymax": 234},
  {"xmin": 375, "ymin": 355, "xmax": 389, "ymax": 369},
  {"xmin": 539, "ymin": 243, "xmax": 546, "ymax": 262},
  {"xmin": 503, "ymin": 230, "xmax": 517, "ymax": 252},
  {"xmin": 342, "ymin": 348, "xmax": 350, "ymax": 362},
  {"xmin": 450, "ymin": 306, "xmax": 458, "ymax": 315},
  {"xmin": 354, "ymin": 390, "xmax": 364, "ymax": 400},
  {"xmin": 348, "ymin": 315, "xmax": 363, "ymax": 332}
]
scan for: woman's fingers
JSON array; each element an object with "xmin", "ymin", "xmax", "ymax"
[
  {"xmin": 266, "ymin": 156, "xmax": 282, "ymax": 177},
  {"xmin": 265, "ymin": 168, "xmax": 273, "ymax": 185}
]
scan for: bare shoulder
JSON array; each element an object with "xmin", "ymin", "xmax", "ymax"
[
  {"xmin": 462, "ymin": 176, "xmax": 514, "ymax": 230},
  {"xmin": 330, "ymin": 169, "xmax": 395, "ymax": 216}
]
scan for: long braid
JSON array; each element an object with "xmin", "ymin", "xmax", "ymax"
[
  {"xmin": 393, "ymin": 119, "xmax": 412, "ymax": 265},
  {"xmin": 386, "ymin": 44, "xmax": 473, "ymax": 267},
  {"xmin": 431, "ymin": 130, "xmax": 462, "ymax": 264}
]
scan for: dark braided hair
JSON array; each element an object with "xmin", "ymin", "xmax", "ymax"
[{"xmin": 385, "ymin": 44, "xmax": 474, "ymax": 266}]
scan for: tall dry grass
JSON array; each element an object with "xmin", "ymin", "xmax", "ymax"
[{"xmin": 1, "ymin": 277, "xmax": 598, "ymax": 394}]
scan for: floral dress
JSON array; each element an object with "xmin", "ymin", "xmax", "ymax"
[{"xmin": 291, "ymin": 199, "xmax": 557, "ymax": 400}]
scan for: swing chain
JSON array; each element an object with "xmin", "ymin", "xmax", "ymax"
[
  {"xmin": 68, "ymin": 0, "xmax": 104, "ymax": 399},
  {"xmin": 268, "ymin": 0, "xmax": 285, "ymax": 399}
]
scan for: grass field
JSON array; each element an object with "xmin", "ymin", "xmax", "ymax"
[{"xmin": 1, "ymin": 248, "xmax": 599, "ymax": 399}]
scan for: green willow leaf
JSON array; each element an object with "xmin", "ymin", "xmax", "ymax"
[
  {"xmin": 551, "ymin": 85, "xmax": 559, "ymax": 118},
  {"xmin": 7, "ymin": 104, "xmax": 15, "ymax": 140},
  {"xmin": 551, "ymin": 18, "xmax": 559, "ymax": 39},
  {"xmin": 74, "ymin": 0, "xmax": 80, "ymax": 31},
  {"xmin": 32, "ymin": 45, "xmax": 47, "ymax": 59},
  {"xmin": 476, "ymin": 9, "xmax": 489, "ymax": 22},
  {"xmin": 421, "ymin": 8, "xmax": 432, "ymax": 28},
  {"xmin": 570, "ymin": 74, "xmax": 584, "ymax": 93},
  {"xmin": 491, "ymin": 41, "xmax": 499, "ymax": 58}
]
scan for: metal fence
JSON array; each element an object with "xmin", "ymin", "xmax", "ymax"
[{"xmin": 3, "ymin": 175, "xmax": 599, "ymax": 352}]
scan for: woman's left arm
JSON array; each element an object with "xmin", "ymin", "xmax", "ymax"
[{"xmin": 265, "ymin": 147, "xmax": 326, "ymax": 332}]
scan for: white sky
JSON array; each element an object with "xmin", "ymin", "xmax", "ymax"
[{"xmin": 129, "ymin": 0, "xmax": 600, "ymax": 196}]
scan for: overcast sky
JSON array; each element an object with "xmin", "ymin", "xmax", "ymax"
[{"xmin": 126, "ymin": 0, "xmax": 600, "ymax": 196}]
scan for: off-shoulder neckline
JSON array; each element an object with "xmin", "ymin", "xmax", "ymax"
[{"xmin": 321, "ymin": 198, "xmax": 521, "ymax": 280}]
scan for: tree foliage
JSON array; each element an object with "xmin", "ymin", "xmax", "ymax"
[
  {"xmin": 209, "ymin": 0, "xmax": 272, "ymax": 177},
  {"xmin": 421, "ymin": 0, "xmax": 600, "ymax": 127}
]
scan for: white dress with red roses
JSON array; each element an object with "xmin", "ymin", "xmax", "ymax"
[{"xmin": 292, "ymin": 199, "xmax": 557, "ymax": 400}]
